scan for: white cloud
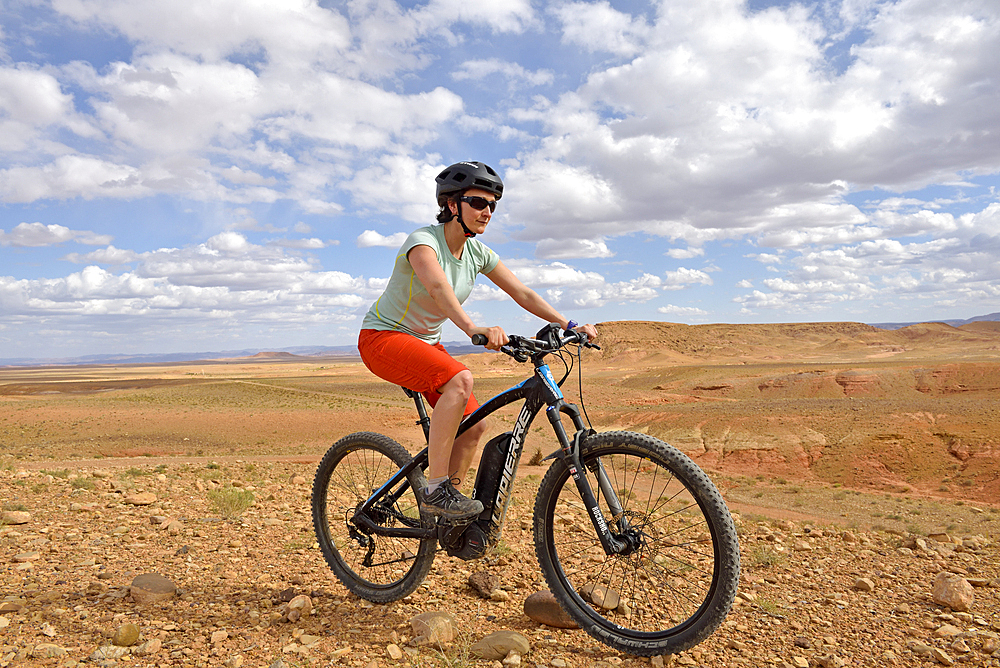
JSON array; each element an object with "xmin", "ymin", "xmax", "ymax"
[
  {"xmin": 657, "ymin": 304, "xmax": 708, "ymax": 317},
  {"xmin": 666, "ymin": 247, "xmax": 705, "ymax": 259},
  {"xmin": 0, "ymin": 66, "xmax": 97, "ymax": 152},
  {"xmin": 452, "ymin": 59, "xmax": 554, "ymax": 88},
  {"xmin": 504, "ymin": 259, "xmax": 663, "ymax": 309},
  {"xmin": 552, "ymin": 1, "xmax": 650, "ymax": 56},
  {"xmin": 535, "ymin": 238, "xmax": 613, "ymax": 259},
  {"xmin": 0, "ymin": 156, "xmax": 147, "ymax": 203},
  {"xmin": 268, "ymin": 237, "xmax": 326, "ymax": 249},
  {"xmin": 663, "ymin": 267, "xmax": 713, "ymax": 289},
  {"xmin": 1, "ymin": 235, "xmax": 379, "ymax": 331},
  {"xmin": 357, "ymin": 230, "xmax": 409, "ymax": 248},
  {"xmin": 64, "ymin": 246, "xmax": 140, "ymax": 264},
  {"xmin": 0, "ymin": 222, "xmax": 113, "ymax": 247},
  {"xmin": 342, "ymin": 155, "xmax": 442, "ymax": 224}
]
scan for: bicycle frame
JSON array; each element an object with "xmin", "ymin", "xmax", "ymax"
[{"xmin": 351, "ymin": 351, "xmax": 630, "ymax": 556}]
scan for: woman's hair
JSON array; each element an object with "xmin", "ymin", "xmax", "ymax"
[{"xmin": 436, "ymin": 191, "xmax": 462, "ymax": 224}]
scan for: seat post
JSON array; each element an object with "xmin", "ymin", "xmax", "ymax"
[{"xmin": 402, "ymin": 388, "xmax": 431, "ymax": 444}]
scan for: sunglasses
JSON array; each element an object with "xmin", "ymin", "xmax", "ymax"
[{"xmin": 459, "ymin": 196, "xmax": 497, "ymax": 212}]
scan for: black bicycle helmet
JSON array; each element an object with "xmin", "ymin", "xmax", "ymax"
[{"xmin": 435, "ymin": 161, "xmax": 504, "ymax": 205}]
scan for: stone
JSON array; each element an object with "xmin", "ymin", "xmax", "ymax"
[
  {"xmin": 112, "ymin": 622, "xmax": 140, "ymax": 646},
  {"xmin": 470, "ymin": 630, "xmax": 530, "ymax": 661},
  {"xmin": 286, "ymin": 594, "xmax": 312, "ymax": 622},
  {"xmin": 523, "ymin": 591, "xmax": 579, "ymax": 629},
  {"xmin": 468, "ymin": 571, "xmax": 499, "ymax": 598},
  {"xmin": 502, "ymin": 650, "xmax": 522, "ymax": 667},
  {"xmin": 931, "ymin": 648, "xmax": 954, "ymax": 666},
  {"xmin": 387, "ymin": 643, "xmax": 403, "ymax": 660},
  {"xmin": 12, "ymin": 551, "xmax": 40, "ymax": 563},
  {"xmin": 949, "ymin": 639, "xmax": 970, "ymax": 654},
  {"xmin": 133, "ymin": 638, "xmax": 162, "ymax": 656},
  {"xmin": 126, "ymin": 492, "xmax": 157, "ymax": 505},
  {"xmin": 1, "ymin": 510, "xmax": 30, "ymax": 525},
  {"xmin": 212, "ymin": 630, "xmax": 229, "ymax": 643},
  {"xmin": 130, "ymin": 573, "xmax": 177, "ymax": 604},
  {"xmin": 931, "ymin": 572, "xmax": 975, "ymax": 612},
  {"xmin": 410, "ymin": 611, "xmax": 456, "ymax": 648},
  {"xmin": 853, "ymin": 577, "xmax": 875, "ymax": 592},
  {"xmin": 580, "ymin": 582, "xmax": 620, "ymax": 610},
  {"xmin": 32, "ymin": 644, "xmax": 66, "ymax": 659},
  {"xmin": 91, "ymin": 645, "xmax": 129, "ymax": 661},
  {"xmin": 491, "ymin": 589, "xmax": 511, "ymax": 602},
  {"xmin": 934, "ymin": 624, "xmax": 962, "ymax": 639}
]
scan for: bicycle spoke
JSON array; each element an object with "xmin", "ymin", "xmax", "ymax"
[
  {"xmin": 313, "ymin": 433, "xmax": 435, "ymax": 601},
  {"xmin": 539, "ymin": 439, "xmax": 730, "ymax": 641}
]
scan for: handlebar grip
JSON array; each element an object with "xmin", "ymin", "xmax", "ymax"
[{"xmin": 471, "ymin": 333, "xmax": 488, "ymax": 346}]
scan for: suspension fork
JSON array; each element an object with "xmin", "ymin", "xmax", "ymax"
[{"xmin": 546, "ymin": 402, "xmax": 626, "ymax": 555}]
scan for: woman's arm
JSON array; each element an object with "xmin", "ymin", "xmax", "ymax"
[
  {"xmin": 408, "ymin": 245, "xmax": 508, "ymax": 349},
  {"xmin": 484, "ymin": 260, "xmax": 598, "ymax": 341}
]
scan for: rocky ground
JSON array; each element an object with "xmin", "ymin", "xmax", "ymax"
[
  {"xmin": 2, "ymin": 320, "xmax": 1000, "ymax": 667},
  {"xmin": 1, "ymin": 458, "xmax": 998, "ymax": 668}
]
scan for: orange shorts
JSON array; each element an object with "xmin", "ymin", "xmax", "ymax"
[{"xmin": 358, "ymin": 329, "xmax": 479, "ymax": 415}]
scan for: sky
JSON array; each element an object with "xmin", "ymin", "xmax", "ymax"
[{"xmin": 1, "ymin": 0, "xmax": 999, "ymax": 359}]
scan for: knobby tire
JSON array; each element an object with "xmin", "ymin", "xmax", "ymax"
[
  {"xmin": 311, "ymin": 432, "xmax": 436, "ymax": 602},
  {"xmin": 533, "ymin": 431, "xmax": 740, "ymax": 656}
]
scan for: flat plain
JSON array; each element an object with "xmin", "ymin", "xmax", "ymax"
[{"xmin": 1, "ymin": 320, "xmax": 998, "ymax": 667}]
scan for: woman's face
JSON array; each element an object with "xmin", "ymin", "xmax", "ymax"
[{"xmin": 449, "ymin": 187, "xmax": 496, "ymax": 235}]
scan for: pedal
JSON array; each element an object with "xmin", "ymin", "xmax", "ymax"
[{"xmin": 437, "ymin": 515, "xmax": 476, "ymax": 528}]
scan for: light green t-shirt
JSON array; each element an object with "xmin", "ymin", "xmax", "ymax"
[{"xmin": 361, "ymin": 225, "xmax": 500, "ymax": 344}]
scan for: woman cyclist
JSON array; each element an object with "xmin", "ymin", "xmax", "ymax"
[{"xmin": 358, "ymin": 161, "xmax": 598, "ymax": 521}]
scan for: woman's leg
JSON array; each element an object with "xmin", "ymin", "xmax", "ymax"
[
  {"xmin": 449, "ymin": 420, "xmax": 488, "ymax": 489},
  {"xmin": 426, "ymin": 369, "xmax": 474, "ymax": 481}
]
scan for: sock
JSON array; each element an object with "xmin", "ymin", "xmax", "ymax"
[{"xmin": 426, "ymin": 476, "xmax": 448, "ymax": 494}]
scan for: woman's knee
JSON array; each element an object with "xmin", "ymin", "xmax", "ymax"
[{"xmin": 441, "ymin": 369, "xmax": 474, "ymax": 397}]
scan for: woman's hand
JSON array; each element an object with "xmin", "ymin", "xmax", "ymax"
[
  {"xmin": 573, "ymin": 323, "xmax": 599, "ymax": 343},
  {"xmin": 469, "ymin": 325, "xmax": 509, "ymax": 350}
]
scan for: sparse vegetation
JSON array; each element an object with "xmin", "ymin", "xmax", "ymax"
[
  {"xmin": 747, "ymin": 545, "xmax": 786, "ymax": 569},
  {"xmin": 207, "ymin": 487, "xmax": 255, "ymax": 518}
]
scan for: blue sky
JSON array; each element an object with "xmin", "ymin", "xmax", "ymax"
[{"xmin": 1, "ymin": 0, "xmax": 999, "ymax": 359}]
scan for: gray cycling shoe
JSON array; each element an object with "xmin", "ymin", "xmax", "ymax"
[{"xmin": 420, "ymin": 479, "xmax": 483, "ymax": 521}]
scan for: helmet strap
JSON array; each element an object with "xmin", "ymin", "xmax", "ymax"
[{"xmin": 451, "ymin": 194, "xmax": 477, "ymax": 238}]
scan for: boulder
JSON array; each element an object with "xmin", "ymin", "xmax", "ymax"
[
  {"xmin": 523, "ymin": 591, "xmax": 579, "ymax": 629},
  {"xmin": 130, "ymin": 573, "xmax": 177, "ymax": 605},
  {"xmin": 470, "ymin": 630, "xmax": 530, "ymax": 661},
  {"xmin": 932, "ymin": 572, "xmax": 975, "ymax": 612},
  {"xmin": 410, "ymin": 611, "xmax": 456, "ymax": 648}
]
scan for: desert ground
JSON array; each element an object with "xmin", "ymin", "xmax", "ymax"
[{"xmin": 1, "ymin": 320, "xmax": 998, "ymax": 667}]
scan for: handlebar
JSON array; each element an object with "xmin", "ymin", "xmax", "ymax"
[{"xmin": 471, "ymin": 325, "xmax": 599, "ymax": 362}]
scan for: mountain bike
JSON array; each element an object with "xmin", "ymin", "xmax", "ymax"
[{"xmin": 311, "ymin": 323, "xmax": 740, "ymax": 656}]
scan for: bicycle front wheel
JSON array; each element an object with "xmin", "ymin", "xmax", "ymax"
[
  {"xmin": 534, "ymin": 431, "xmax": 740, "ymax": 656},
  {"xmin": 311, "ymin": 432, "xmax": 436, "ymax": 602}
]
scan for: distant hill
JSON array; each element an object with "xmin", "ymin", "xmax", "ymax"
[
  {"xmin": 870, "ymin": 312, "xmax": 1000, "ymax": 330},
  {"xmin": 2, "ymin": 313, "xmax": 996, "ymax": 367}
]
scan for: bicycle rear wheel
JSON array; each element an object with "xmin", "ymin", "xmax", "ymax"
[
  {"xmin": 311, "ymin": 432, "xmax": 436, "ymax": 602},
  {"xmin": 534, "ymin": 431, "xmax": 739, "ymax": 656}
]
